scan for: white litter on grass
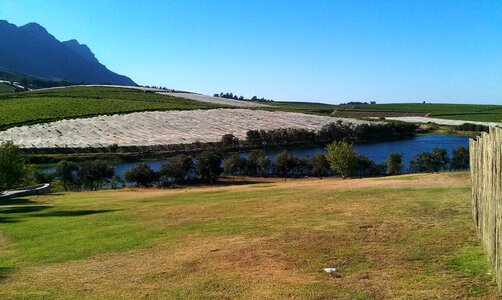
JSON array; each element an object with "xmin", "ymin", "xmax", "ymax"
[{"xmin": 323, "ymin": 268, "xmax": 337, "ymax": 273}]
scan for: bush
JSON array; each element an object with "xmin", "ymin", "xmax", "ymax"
[
  {"xmin": 77, "ymin": 160, "xmax": 114, "ymax": 190},
  {"xmin": 386, "ymin": 152, "xmax": 403, "ymax": 175},
  {"xmin": 309, "ymin": 153, "xmax": 330, "ymax": 177},
  {"xmin": 33, "ymin": 170, "xmax": 56, "ymax": 184},
  {"xmin": 353, "ymin": 155, "xmax": 386, "ymax": 176},
  {"xmin": 224, "ymin": 154, "xmax": 247, "ymax": 177},
  {"xmin": 56, "ymin": 161, "xmax": 79, "ymax": 191},
  {"xmin": 409, "ymin": 148, "xmax": 449, "ymax": 173},
  {"xmin": 158, "ymin": 154, "xmax": 194, "ymax": 184},
  {"xmin": 220, "ymin": 134, "xmax": 239, "ymax": 148},
  {"xmin": 274, "ymin": 150, "xmax": 296, "ymax": 178},
  {"xmin": 124, "ymin": 163, "xmax": 157, "ymax": 187},
  {"xmin": 247, "ymin": 150, "xmax": 271, "ymax": 177},
  {"xmin": 325, "ymin": 140, "xmax": 358, "ymax": 178},
  {"xmin": 451, "ymin": 145, "xmax": 469, "ymax": 170},
  {"xmin": 0, "ymin": 141, "xmax": 28, "ymax": 191},
  {"xmin": 195, "ymin": 150, "xmax": 223, "ymax": 183},
  {"xmin": 455, "ymin": 123, "xmax": 488, "ymax": 132}
]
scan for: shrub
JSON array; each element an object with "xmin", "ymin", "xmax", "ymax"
[
  {"xmin": 409, "ymin": 148, "xmax": 449, "ymax": 173},
  {"xmin": 56, "ymin": 161, "xmax": 80, "ymax": 191},
  {"xmin": 224, "ymin": 154, "xmax": 247, "ymax": 177},
  {"xmin": 247, "ymin": 150, "xmax": 271, "ymax": 177},
  {"xmin": 33, "ymin": 170, "xmax": 56, "ymax": 184},
  {"xmin": 451, "ymin": 145, "xmax": 469, "ymax": 170},
  {"xmin": 325, "ymin": 140, "xmax": 358, "ymax": 178},
  {"xmin": 309, "ymin": 153, "xmax": 330, "ymax": 177},
  {"xmin": 124, "ymin": 163, "xmax": 158, "ymax": 187},
  {"xmin": 274, "ymin": 150, "xmax": 296, "ymax": 178},
  {"xmin": 158, "ymin": 154, "xmax": 194, "ymax": 184},
  {"xmin": 0, "ymin": 141, "xmax": 28, "ymax": 191},
  {"xmin": 386, "ymin": 152, "xmax": 403, "ymax": 175},
  {"xmin": 220, "ymin": 134, "xmax": 239, "ymax": 148},
  {"xmin": 195, "ymin": 150, "xmax": 223, "ymax": 183},
  {"xmin": 77, "ymin": 160, "xmax": 114, "ymax": 190}
]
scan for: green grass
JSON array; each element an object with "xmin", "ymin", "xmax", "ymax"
[
  {"xmin": 336, "ymin": 103, "xmax": 502, "ymax": 122},
  {"xmin": 0, "ymin": 173, "xmax": 496, "ymax": 299},
  {"xmin": 0, "ymin": 86, "xmax": 224, "ymax": 130}
]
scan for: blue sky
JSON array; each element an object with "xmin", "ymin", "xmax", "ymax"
[{"xmin": 2, "ymin": 0, "xmax": 501, "ymax": 104}]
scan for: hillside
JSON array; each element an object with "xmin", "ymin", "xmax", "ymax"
[
  {"xmin": 0, "ymin": 86, "xmax": 223, "ymax": 130},
  {"xmin": 0, "ymin": 20, "xmax": 135, "ymax": 86},
  {"xmin": 0, "ymin": 173, "xmax": 496, "ymax": 298},
  {"xmin": 333, "ymin": 103, "xmax": 502, "ymax": 123}
]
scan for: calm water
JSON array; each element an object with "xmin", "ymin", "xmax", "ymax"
[{"xmin": 110, "ymin": 134, "xmax": 470, "ymax": 176}]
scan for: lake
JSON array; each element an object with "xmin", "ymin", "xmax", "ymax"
[{"xmin": 112, "ymin": 134, "xmax": 471, "ymax": 176}]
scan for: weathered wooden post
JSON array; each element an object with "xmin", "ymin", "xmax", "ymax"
[{"xmin": 470, "ymin": 127, "xmax": 502, "ymax": 290}]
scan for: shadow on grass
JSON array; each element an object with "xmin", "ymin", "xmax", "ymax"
[
  {"xmin": 34, "ymin": 209, "xmax": 118, "ymax": 217},
  {"xmin": 0, "ymin": 216, "xmax": 19, "ymax": 223},
  {"xmin": 0, "ymin": 198, "xmax": 37, "ymax": 206},
  {"xmin": 0, "ymin": 205, "xmax": 54, "ymax": 214},
  {"xmin": 0, "ymin": 267, "xmax": 16, "ymax": 282}
]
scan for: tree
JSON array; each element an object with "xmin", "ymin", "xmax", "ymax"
[
  {"xmin": 77, "ymin": 160, "xmax": 114, "ymax": 190},
  {"xmin": 431, "ymin": 148, "xmax": 450, "ymax": 171},
  {"xmin": 386, "ymin": 152, "xmax": 403, "ymax": 175},
  {"xmin": 325, "ymin": 140, "xmax": 358, "ymax": 178},
  {"xmin": 195, "ymin": 150, "xmax": 223, "ymax": 184},
  {"xmin": 108, "ymin": 143, "xmax": 119, "ymax": 153},
  {"xmin": 220, "ymin": 134, "xmax": 239, "ymax": 148},
  {"xmin": 158, "ymin": 154, "xmax": 194, "ymax": 184},
  {"xmin": 274, "ymin": 150, "xmax": 296, "ymax": 179},
  {"xmin": 110, "ymin": 174, "xmax": 125, "ymax": 189},
  {"xmin": 223, "ymin": 154, "xmax": 246, "ymax": 178},
  {"xmin": 56, "ymin": 161, "xmax": 80, "ymax": 191},
  {"xmin": 354, "ymin": 155, "xmax": 384, "ymax": 176},
  {"xmin": 33, "ymin": 170, "xmax": 56, "ymax": 184},
  {"xmin": 124, "ymin": 163, "xmax": 157, "ymax": 187},
  {"xmin": 410, "ymin": 152, "xmax": 433, "ymax": 173},
  {"xmin": 247, "ymin": 150, "xmax": 271, "ymax": 177},
  {"xmin": 309, "ymin": 153, "xmax": 330, "ymax": 177},
  {"xmin": 0, "ymin": 141, "xmax": 28, "ymax": 191},
  {"xmin": 451, "ymin": 145, "xmax": 469, "ymax": 170},
  {"xmin": 409, "ymin": 148, "xmax": 449, "ymax": 173}
]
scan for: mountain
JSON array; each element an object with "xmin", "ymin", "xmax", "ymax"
[{"xmin": 0, "ymin": 20, "xmax": 136, "ymax": 86}]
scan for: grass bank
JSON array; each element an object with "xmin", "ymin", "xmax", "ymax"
[{"xmin": 0, "ymin": 172, "xmax": 496, "ymax": 299}]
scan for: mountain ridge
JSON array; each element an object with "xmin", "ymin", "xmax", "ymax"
[{"xmin": 0, "ymin": 20, "xmax": 136, "ymax": 85}]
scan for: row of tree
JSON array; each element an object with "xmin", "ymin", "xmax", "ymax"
[
  {"xmin": 213, "ymin": 92, "xmax": 274, "ymax": 102},
  {"xmin": 0, "ymin": 139, "xmax": 470, "ymax": 192},
  {"xmin": 244, "ymin": 122, "xmax": 418, "ymax": 148}
]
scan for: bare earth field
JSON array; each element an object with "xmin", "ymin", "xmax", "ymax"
[
  {"xmin": 0, "ymin": 173, "xmax": 497, "ymax": 299},
  {"xmin": 0, "ymin": 108, "xmax": 367, "ymax": 148}
]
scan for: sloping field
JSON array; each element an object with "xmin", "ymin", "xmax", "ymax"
[
  {"xmin": 36, "ymin": 85, "xmax": 271, "ymax": 108},
  {"xmin": 0, "ymin": 173, "xmax": 496, "ymax": 298},
  {"xmin": 156, "ymin": 91, "xmax": 271, "ymax": 108},
  {"xmin": 0, "ymin": 86, "xmax": 223, "ymax": 130},
  {"xmin": 0, "ymin": 109, "xmax": 366, "ymax": 148},
  {"xmin": 335, "ymin": 103, "xmax": 502, "ymax": 123}
]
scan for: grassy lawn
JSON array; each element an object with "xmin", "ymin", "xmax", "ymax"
[
  {"xmin": 335, "ymin": 103, "xmax": 502, "ymax": 123},
  {"xmin": 0, "ymin": 86, "xmax": 223, "ymax": 130},
  {"xmin": 0, "ymin": 173, "xmax": 496, "ymax": 299}
]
